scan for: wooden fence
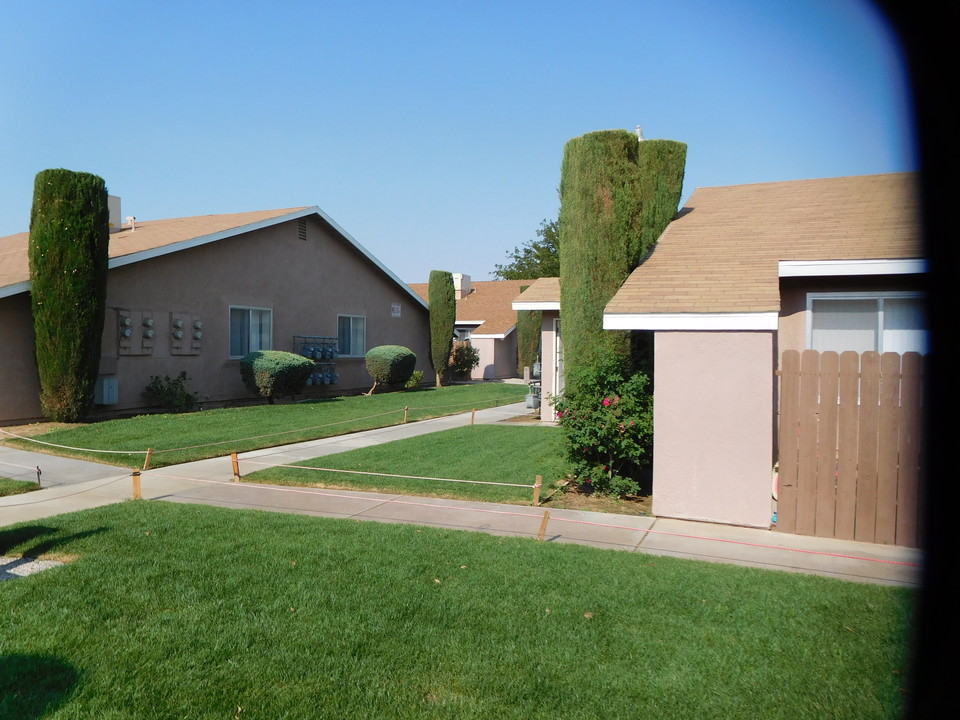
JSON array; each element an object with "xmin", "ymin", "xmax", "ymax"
[{"xmin": 777, "ymin": 349, "xmax": 924, "ymax": 547}]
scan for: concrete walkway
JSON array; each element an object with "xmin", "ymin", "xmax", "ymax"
[{"xmin": 1, "ymin": 402, "xmax": 922, "ymax": 587}]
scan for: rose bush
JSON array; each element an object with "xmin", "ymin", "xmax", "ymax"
[{"xmin": 553, "ymin": 352, "xmax": 653, "ymax": 497}]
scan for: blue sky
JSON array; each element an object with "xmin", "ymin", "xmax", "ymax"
[{"xmin": 1, "ymin": 0, "xmax": 914, "ymax": 283}]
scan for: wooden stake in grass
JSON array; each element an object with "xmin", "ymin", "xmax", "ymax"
[
  {"xmin": 142, "ymin": 448, "xmax": 153, "ymax": 471},
  {"xmin": 471, "ymin": 408, "xmax": 476, "ymax": 425},
  {"xmin": 533, "ymin": 475, "xmax": 543, "ymax": 506},
  {"xmin": 537, "ymin": 510, "xmax": 550, "ymax": 541},
  {"xmin": 232, "ymin": 452, "xmax": 241, "ymax": 482},
  {"xmin": 132, "ymin": 470, "xmax": 141, "ymax": 500},
  {"xmin": 404, "ymin": 406, "xmax": 409, "ymax": 424}
]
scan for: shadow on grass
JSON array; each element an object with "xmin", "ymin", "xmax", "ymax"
[
  {"xmin": 0, "ymin": 525, "xmax": 107, "ymax": 558},
  {"xmin": 0, "ymin": 654, "xmax": 80, "ymax": 718}
]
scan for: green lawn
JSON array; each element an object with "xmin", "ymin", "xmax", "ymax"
[
  {"xmin": 0, "ymin": 479, "xmax": 41, "ymax": 497},
  {"xmin": 3, "ymin": 384, "xmax": 527, "ymax": 469},
  {"xmin": 0, "ymin": 502, "xmax": 912, "ymax": 719},
  {"xmin": 244, "ymin": 425, "xmax": 568, "ymax": 505}
]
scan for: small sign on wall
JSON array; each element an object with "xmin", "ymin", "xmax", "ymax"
[{"xmin": 391, "ymin": 303, "xmax": 401, "ymax": 318}]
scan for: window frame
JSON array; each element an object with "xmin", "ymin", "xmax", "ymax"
[
  {"xmin": 337, "ymin": 314, "xmax": 367, "ymax": 357},
  {"xmin": 805, "ymin": 290, "xmax": 926, "ymax": 354},
  {"xmin": 229, "ymin": 306, "xmax": 273, "ymax": 359}
]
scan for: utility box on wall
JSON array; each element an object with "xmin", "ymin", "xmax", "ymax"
[
  {"xmin": 94, "ymin": 376, "xmax": 119, "ymax": 405},
  {"xmin": 118, "ymin": 309, "xmax": 155, "ymax": 356},
  {"xmin": 171, "ymin": 312, "xmax": 202, "ymax": 355}
]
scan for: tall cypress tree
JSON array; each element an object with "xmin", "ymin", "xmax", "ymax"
[
  {"xmin": 29, "ymin": 169, "xmax": 110, "ymax": 421},
  {"xmin": 558, "ymin": 130, "xmax": 685, "ymax": 393},
  {"xmin": 516, "ymin": 284, "xmax": 542, "ymax": 376},
  {"xmin": 559, "ymin": 130, "xmax": 644, "ymax": 390},
  {"xmin": 637, "ymin": 139, "xmax": 687, "ymax": 258},
  {"xmin": 428, "ymin": 270, "xmax": 456, "ymax": 387}
]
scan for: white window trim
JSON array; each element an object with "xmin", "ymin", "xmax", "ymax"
[
  {"xmin": 337, "ymin": 314, "xmax": 366, "ymax": 357},
  {"xmin": 780, "ymin": 258, "xmax": 926, "ymax": 277},
  {"xmin": 805, "ymin": 290, "xmax": 925, "ymax": 354},
  {"xmin": 229, "ymin": 305, "xmax": 273, "ymax": 359}
]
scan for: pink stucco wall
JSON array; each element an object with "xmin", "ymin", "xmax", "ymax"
[
  {"xmin": 1, "ymin": 215, "xmax": 432, "ymax": 424},
  {"xmin": 652, "ymin": 330, "xmax": 775, "ymax": 528},
  {"xmin": 470, "ymin": 334, "xmax": 518, "ymax": 380}
]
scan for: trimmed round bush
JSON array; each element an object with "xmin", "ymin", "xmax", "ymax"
[
  {"xmin": 365, "ymin": 345, "xmax": 417, "ymax": 393},
  {"xmin": 240, "ymin": 350, "xmax": 315, "ymax": 402}
]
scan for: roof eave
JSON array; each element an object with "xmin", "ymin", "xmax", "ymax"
[
  {"xmin": 778, "ymin": 258, "xmax": 926, "ymax": 277},
  {"xmin": 512, "ymin": 301, "xmax": 560, "ymax": 311},
  {"xmin": 603, "ymin": 312, "xmax": 780, "ymax": 331},
  {"xmin": 2, "ymin": 206, "xmax": 429, "ymax": 311}
]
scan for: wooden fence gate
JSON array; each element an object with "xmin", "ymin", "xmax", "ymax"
[{"xmin": 776, "ymin": 349, "xmax": 924, "ymax": 547}]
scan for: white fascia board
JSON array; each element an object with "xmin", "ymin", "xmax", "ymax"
[
  {"xmin": 455, "ymin": 320, "xmax": 484, "ymax": 326},
  {"xmin": 603, "ymin": 312, "xmax": 779, "ymax": 330},
  {"xmin": 512, "ymin": 301, "xmax": 561, "ymax": 311},
  {"xmin": 472, "ymin": 325, "xmax": 516, "ymax": 340},
  {"xmin": 0, "ymin": 280, "xmax": 30, "ymax": 299},
  {"xmin": 779, "ymin": 258, "xmax": 927, "ymax": 277}
]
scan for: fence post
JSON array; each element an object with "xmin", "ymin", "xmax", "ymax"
[
  {"xmin": 142, "ymin": 448, "xmax": 153, "ymax": 471},
  {"xmin": 404, "ymin": 406, "xmax": 409, "ymax": 424},
  {"xmin": 533, "ymin": 475, "xmax": 542, "ymax": 505},
  {"xmin": 132, "ymin": 470, "xmax": 141, "ymax": 500},
  {"xmin": 537, "ymin": 510, "xmax": 550, "ymax": 541},
  {"xmin": 232, "ymin": 452, "xmax": 241, "ymax": 482},
  {"xmin": 471, "ymin": 409, "xmax": 476, "ymax": 425}
]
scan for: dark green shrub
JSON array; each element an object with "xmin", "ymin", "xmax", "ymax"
[
  {"xmin": 144, "ymin": 372, "xmax": 199, "ymax": 412},
  {"xmin": 404, "ymin": 370, "xmax": 425, "ymax": 390},
  {"xmin": 558, "ymin": 131, "xmax": 686, "ymax": 394},
  {"xmin": 28, "ymin": 168, "xmax": 110, "ymax": 421},
  {"xmin": 428, "ymin": 270, "xmax": 455, "ymax": 387},
  {"xmin": 559, "ymin": 130, "xmax": 645, "ymax": 392},
  {"xmin": 448, "ymin": 342, "xmax": 480, "ymax": 378},
  {"xmin": 365, "ymin": 345, "xmax": 417, "ymax": 393},
  {"xmin": 516, "ymin": 284, "xmax": 542, "ymax": 375},
  {"xmin": 240, "ymin": 350, "xmax": 314, "ymax": 403},
  {"xmin": 637, "ymin": 139, "xmax": 687, "ymax": 255},
  {"xmin": 552, "ymin": 350, "xmax": 653, "ymax": 497}
]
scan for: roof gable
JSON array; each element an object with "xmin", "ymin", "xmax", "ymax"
[{"xmin": 1, "ymin": 206, "xmax": 427, "ymax": 308}]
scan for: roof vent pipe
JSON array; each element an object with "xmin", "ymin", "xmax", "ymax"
[
  {"xmin": 126, "ymin": 216, "xmax": 136, "ymax": 232},
  {"xmin": 635, "ymin": 125, "xmax": 644, "ymax": 141}
]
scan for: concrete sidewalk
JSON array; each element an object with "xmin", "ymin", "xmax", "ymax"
[{"xmin": 1, "ymin": 402, "xmax": 923, "ymax": 587}]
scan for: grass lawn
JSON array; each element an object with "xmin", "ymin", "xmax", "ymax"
[
  {"xmin": 244, "ymin": 425, "xmax": 569, "ymax": 505},
  {"xmin": 0, "ymin": 502, "xmax": 912, "ymax": 719},
  {"xmin": 2, "ymin": 384, "xmax": 527, "ymax": 470},
  {"xmin": 0, "ymin": 479, "xmax": 41, "ymax": 497}
]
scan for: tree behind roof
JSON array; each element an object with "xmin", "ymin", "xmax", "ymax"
[{"xmin": 493, "ymin": 218, "xmax": 559, "ymax": 280}]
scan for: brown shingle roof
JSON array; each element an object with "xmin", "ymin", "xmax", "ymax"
[
  {"xmin": 0, "ymin": 207, "xmax": 309, "ymax": 293},
  {"xmin": 408, "ymin": 279, "xmax": 533, "ymax": 336},
  {"xmin": 511, "ymin": 276, "xmax": 560, "ymax": 307},
  {"xmin": 606, "ymin": 173, "xmax": 922, "ymax": 316}
]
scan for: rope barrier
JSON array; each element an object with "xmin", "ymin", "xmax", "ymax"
[
  {"xmin": 0, "ymin": 428, "xmax": 148, "ymax": 455},
  {"xmin": 1, "ymin": 466, "xmax": 919, "ymax": 572},
  {"xmin": 0, "ymin": 394, "xmax": 528, "ymax": 457},
  {"xmin": 133, "ymin": 471, "xmax": 919, "ymax": 569},
  {"xmin": 0, "ymin": 458, "xmax": 41, "ymax": 473},
  {"xmin": 0, "ymin": 475, "xmax": 129, "ymax": 506},
  {"xmin": 240, "ymin": 459, "xmax": 533, "ymax": 488}
]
